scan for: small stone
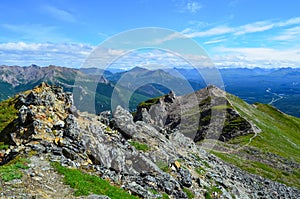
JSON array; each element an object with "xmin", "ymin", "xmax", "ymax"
[
  {"xmin": 54, "ymin": 120, "xmax": 65, "ymax": 129},
  {"xmin": 54, "ymin": 137, "xmax": 59, "ymax": 145},
  {"xmin": 178, "ymin": 168, "xmax": 192, "ymax": 187},
  {"xmin": 88, "ymin": 194, "xmax": 111, "ymax": 199},
  {"xmin": 32, "ymin": 176, "xmax": 42, "ymax": 181},
  {"xmin": 125, "ymin": 160, "xmax": 132, "ymax": 165}
]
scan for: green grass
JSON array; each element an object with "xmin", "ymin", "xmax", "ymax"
[
  {"xmin": 0, "ymin": 142, "xmax": 9, "ymax": 150},
  {"xmin": 156, "ymin": 160, "xmax": 170, "ymax": 173},
  {"xmin": 0, "ymin": 97, "xmax": 18, "ymax": 132},
  {"xmin": 129, "ymin": 141, "xmax": 150, "ymax": 152},
  {"xmin": 105, "ymin": 126, "xmax": 112, "ymax": 132},
  {"xmin": 227, "ymin": 94, "xmax": 300, "ymax": 162},
  {"xmin": 0, "ymin": 157, "xmax": 30, "ymax": 182},
  {"xmin": 202, "ymin": 161, "xmax": 210, "ymax": 168},
  {"xmin": 211, "ymin": 94, "xmax": 300, "ymax": 188},
  {"xmin": 182, "ymin": 188, "xmax": 194, "ymax": 199},
  {"xmin": 199, "ymin": 97, "xmax": 211, "ymax": 107},
  {"xmin": 149, "ymin": 188, "xmax": 158, "ymax": 195},
  {"xmin": 137, "ymin": 95, "xmax": 164, "ymax": 110},
  {"xmin": 161, "ymin": 193, "xmax": 170, "ymax": 199},
  {"xmin": 191, "ymin": 153, "xmax": 211, "ymax": 168},
  {"xmin": 191, "ymin": 153, "xmax": 202, "ymax": 162},
  {"xmin": 51, "ymin": 162, "xmax": 139, "ymax": 198},
  {"xmin": 204, "ymin": 186, "xmax": 222, "ymax": 199},
  {"xmin": 211, "ymin": 105, "xmax": 232, "ymax": 110},
  {"xmin": 0, "ymin": 96, "xmax": 19, "ymax": 146},
  {"xmin": 149, "ymin": 189, "xmax": 170, "ymax": 199},
  {"xmin": 195, "ymin": 166, "xmax": 206, "ymax": 175}
]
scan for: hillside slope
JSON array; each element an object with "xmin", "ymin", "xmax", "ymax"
[
  {"xmin": 134, "ymin": 86, "xmax": 300, "ymax": 189},
  {"xmin": 216, "ymin": 93, "xmax": 300, "ymax": 188}
]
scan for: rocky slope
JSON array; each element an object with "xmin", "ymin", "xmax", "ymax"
[
  {"xmin": 134, "ymin": 85, "xmax": 260, "ymax": 142},
  {"xmin": 134, "ymin": 86, "xmax": 300, "ymax": 189},
  {"xmin": 0, "ymin": 83, "xmax": 299, "ymax": 198}
]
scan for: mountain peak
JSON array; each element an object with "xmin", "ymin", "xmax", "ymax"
[
  {"xmin": 205, "ymin": 84, "xmax": 226, "ymax": 98},
  {"xmin": 135, "ymin": 85, "xmax": 259, "ymax": 142},
  {"xmin": 129, "ymin": 66, "xmax": 149, "ymax": 72}
]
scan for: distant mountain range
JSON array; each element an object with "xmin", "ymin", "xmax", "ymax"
[
  {"xmin": 0, "ymin": 65, "xmax": 299, "ymax": 117},
  {"xmin": 0, "ymin": 65, "xmax": 151, "ymax": 113},
  {"xmin": 167, "ymin": 67, "xmax": 300, "ymax": 117}
]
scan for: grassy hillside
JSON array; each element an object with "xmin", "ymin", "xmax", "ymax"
[
  {"xmin": 0, "ymin": 96, "xmax": 19, "ymax": 147},
  {"xmin": 211, "ymin": 93, "xmax": 300, "ymax": 188},
  {"xmin": 52, "ymin": 162, "xmax": 139, "ymax": 198}
]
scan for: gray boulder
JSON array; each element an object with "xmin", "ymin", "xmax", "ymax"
[{"xmin": 111, "ymin": 106, "xmax": 138, "ymax": 139}]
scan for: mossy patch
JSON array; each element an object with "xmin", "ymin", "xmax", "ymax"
[
  {"xmin": 129, "ymin": 141, "xmax": 150, "ymax": 152},
  {"xmin": 182, "ymin": 188, "xmax": 194, "ymax": 199},
  {"xmin": 0, "ymin": 156, "xmax": 30, "ymax": 182}
]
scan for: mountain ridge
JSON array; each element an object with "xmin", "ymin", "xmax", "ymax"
[
  {"xmin": 0, "ymin": 83, "xmax": 299, "ymax": 198},
  {"xmin": 134, "ymin": 85, "xmax": 260, "ymax": 142},
  {"xmin": 1, "ymin": 65, "xmax": 299, "ymax": 117},
  {"xmin": 133, "ymin": 85, "xmax": 300, "ymax": 189}
]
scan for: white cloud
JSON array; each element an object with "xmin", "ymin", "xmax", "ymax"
[
  {"xmin": 84, "ymin": 48, "xmax": 213, "ymax": 70},
  {"xmin": 234, "ymin": 21, "xmax": 274, "ymax": 35},
  {"xmin": 213, "ymin": 47, "xmax": 300, "ymax": 68},
  {"xmin": 0, "ymin": 42, "xmax": 94, "ymax": 68},
  {"xmin": 185, "ymin": 26, "xmax": 233, "ymax": 37},
  {"xmin": 277, "ymin": 17, "xmax": 300, "ymax": 27},
  {"xmin": 204, "ymin": 38, "xmax": 227, "ymax": 45},
  {"xmin": 0, "ymin": 42, "xmax": 41, "ymax": 51},
  {"xmin": 272, "ymin": 26, "xmax": 300, "ymax": 41},
  {"xmin": 176, "ymin": 0, "xmax": 202, "ymax": 14},
  {"xmin": 1, "ymin": 42, "xmax": 298, "ymax": 69},
  {"xmin": 43, "ymin": 5, "xmax": 76, "ymax": 23},
  {"xmin": 185, "ymin": 1, "xmax": 202, "ymax": 13},
  {"xmin": 150, "ymin": 26, "xmax": 232, "ymax": 45},
  {"xmin": 180, "ymin": 16, "xmax": 300, "ymax": 39}
]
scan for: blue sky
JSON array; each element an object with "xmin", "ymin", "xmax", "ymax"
[{"xmin": 1, "ymin": 0, "xmax": 300, "ymax": 68}]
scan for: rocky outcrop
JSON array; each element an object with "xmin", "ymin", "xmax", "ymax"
[
  {"xmin": 111, "ymin": 106, "xmax": 138, "ymax": 139},
  {"xmin": 0, "ymin": 83, "xmax": 299, "ymax": 199},
  {"xmin": 134, "ymin": 85, "xmax": 260, "ymax": 142}
]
